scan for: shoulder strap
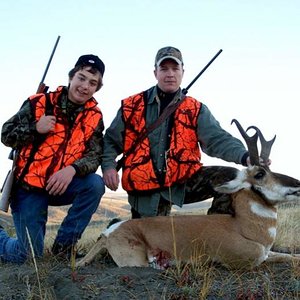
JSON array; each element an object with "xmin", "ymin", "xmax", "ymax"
[
  {"xmin": 116, "ymin": 92, "xmax": 186, "ymax": 171},
  {"xmin": 16, "ymin": 92, "xmax": 53, "ymax": 184},
  {"xmin": 45, "ymin": 92, "xmax": 54, "ymax": 116}
]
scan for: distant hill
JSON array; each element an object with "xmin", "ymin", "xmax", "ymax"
[
  {"xmin": 0, "ymin": 193, "xmax": 131, "ymax": 226},
  {"xmin": 0, "ymin": 192, "xmax": 211, "ymax": 226}
]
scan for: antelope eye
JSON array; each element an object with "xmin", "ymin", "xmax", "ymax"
[{"xmin": 254, "ymin": 170, "xmax": 266, "ymax": 179}]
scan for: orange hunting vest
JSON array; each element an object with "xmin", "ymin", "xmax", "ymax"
[
  {"xmin": 121, "ymin": 92, "xmax": 202, "ymax": 191},
  {"xmin": 15, "ymin": 86, "xmax": 102, "ymax": 189}
]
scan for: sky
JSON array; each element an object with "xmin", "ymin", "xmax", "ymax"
[{"xmin": 0, "ymin": 0, "xmax": 299, "ymax": 191}]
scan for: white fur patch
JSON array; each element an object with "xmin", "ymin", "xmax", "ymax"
[
  {"xmin": 215, "ymin": 169, "xmax": 250, "ymax": 193},
  {"xmin": 103, "ymin": 220, "xmax": 126, "ymax": 236},
  {"xmin": 257, "ymin": 185, "xmax": 283, "ymax": 203},
  {"xmin": 250, "ymin": 202, "xmax": 277, "ymax": 219},
  {"xmin": 268, "ymin": 227, "xmax": 277, "ymax": 239},
  {"xmin": 259, "ymin": 184, "xmax": 300, "ymax": 203}
]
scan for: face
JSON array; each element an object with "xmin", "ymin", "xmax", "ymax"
[
  {"xmin": 154, "ymin": 59, "xmax": 184, "ymax": 93},
  {"xmin": 68, "ymin": 66, "xmax": 102, "ymax": 104}
]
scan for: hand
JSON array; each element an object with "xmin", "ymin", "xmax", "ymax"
[
  {"xmin": 46, "ymin": 166, "xmax": 76, "ymax": 196},
  {"xmin": 103, "ymin": 169, "xmax": 119, "ymax": 191},
  {"xmin": 36, "ymin": 115, "xmax": 56, "ymax": 134}
]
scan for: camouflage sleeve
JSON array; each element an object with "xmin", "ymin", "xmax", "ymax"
[
  {"xmin": 1, "ymin": 99, "xmax": 38, "ymax": 149},
  {"xmin": 71, "ymin": 118, "xmax": 104, "ymax": 176}
]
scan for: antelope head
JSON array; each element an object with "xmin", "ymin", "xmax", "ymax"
[{"xmin": 214, "ymin": 119, "xmax": 300, "ymax": 205}]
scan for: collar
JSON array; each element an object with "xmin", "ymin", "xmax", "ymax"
[{"xmin": 147, "ymin": 86, "xmax": 182, "ymax": 105}]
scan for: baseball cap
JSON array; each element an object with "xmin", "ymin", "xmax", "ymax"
[
  {"xmin": 75, "ymin": 54, "xmax": 105, "ymax": 77},
  {"xmin": 155, "ymin": 46, "xmax": 183, "ymax": 67}
]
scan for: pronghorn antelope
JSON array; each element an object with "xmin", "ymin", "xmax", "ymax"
[{"xmin": 76, "ymin": 119, "xmax": 300, "ymax": 270}]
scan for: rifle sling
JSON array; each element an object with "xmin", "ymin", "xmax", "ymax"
[
  {"xmin": 116, "ymin": 94, "xmax": 186, "ymax": 171},
  {"xmin": 16, "ymin": 93, "xmax": 54, "ymax": 185}
]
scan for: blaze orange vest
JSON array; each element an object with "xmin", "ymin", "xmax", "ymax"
[
  {"xmin": 121, "ymin": 92, "xmax": 202, "ymax": 191},
  {"xmin": 16, "ymin": 86, "xmax": 102, "ymax": 189}
]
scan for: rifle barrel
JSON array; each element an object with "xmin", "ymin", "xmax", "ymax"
[
  {"xmin": 39, "ymin": 35, "xmax": 61, "ymax": 87},
  {"xmin": 182, "ymin": 49, "xmax": 223, "ymax": 95}
]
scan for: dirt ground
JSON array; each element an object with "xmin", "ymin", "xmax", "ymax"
[
  {"xmin": 0, "ymin": 196, "xmax": 299, "ymax": 299},
  {"xmin": 0, "ymin": 255, "xmax": 299, "ymax": 300}
]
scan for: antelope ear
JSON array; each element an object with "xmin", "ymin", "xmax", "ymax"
[
  {"xmin": 214, "ymin": 182, "xmax": 243, "ymax": 194},
  {"xmin": 213, "ymin": 170, "xmax": 250, "ymax": 194}
]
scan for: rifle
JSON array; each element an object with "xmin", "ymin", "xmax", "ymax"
[
  {"xmin": 116, "ymin": 49, "xmax": 223, "ymax": 171},
  {"xmin": 182, "ymin": 49, "xmax": 223, "ymax": 95},
  {"xmin": 36, "ymin": 35, "xmax": 61, "ymax": 93},
  {"xmin": 0, "ymin": 35, "xmax": 61, "ymax": 212}
]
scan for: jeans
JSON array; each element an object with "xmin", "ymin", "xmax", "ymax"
[{"xmin": 0, "ymin": 173, "xmax": 105, "ymax": 264}]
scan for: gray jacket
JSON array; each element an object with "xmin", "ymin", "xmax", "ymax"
[{"xmin": 102, "ymin": 86, "xmax": 247, "ymax": 216}]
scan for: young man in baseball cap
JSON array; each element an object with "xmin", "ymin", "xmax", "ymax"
[{"xmin": 0, "ymin": 54, "xmax": 106, "ymax": 263}]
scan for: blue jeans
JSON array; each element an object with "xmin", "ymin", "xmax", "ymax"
[{"xmin": 0, "ymin": 173, "xmax": 105, "ymax": 264}]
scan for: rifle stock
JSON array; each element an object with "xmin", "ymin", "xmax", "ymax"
[
  {"xmin": 0, "ymin": 151, "xmax": 17, "ymax": 212},
  {"xmin": 36, "ymin": 82, "xmax": 46, "ymax": 94}
]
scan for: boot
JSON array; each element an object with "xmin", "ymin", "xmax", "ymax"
[{"xmin": 51, "ymin": 241, "xmax": 85, "ymax": 260}]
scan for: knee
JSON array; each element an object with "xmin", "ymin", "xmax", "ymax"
[{"xmin": 88, "ymin": 174, "xmax": 105, "ymax": 197}]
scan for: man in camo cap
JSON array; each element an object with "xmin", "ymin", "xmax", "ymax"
[
  {"xmin": 155, "ymin": 46, "xmax": 184, "ymax": 66},
  {"xmin": 102, "ymin": 46, "xmax": 251, "ymax": 218}
]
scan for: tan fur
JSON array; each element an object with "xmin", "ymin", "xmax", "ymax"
[
  {"xmin": 76, "ymin": 187, "xmax": 300, "ymax": 269},
  {"xmin": 77, "ymin": 122, "xmax": 300, "ymax": 269}
]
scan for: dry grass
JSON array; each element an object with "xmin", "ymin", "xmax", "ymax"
[
  {"xmin": 159, "ymin": 203, "xmax": 300, "ymax": 299},
  {"xmin": 275, "ymin": 202, "xmax": 300, "ymax": 251},
  {"xmin": 1, "ymin": 197, "xmax": 299, "ymax": 299},
  {"xmin": 164, "ymin": 259, "xmax": 300, "ymax": 299}
]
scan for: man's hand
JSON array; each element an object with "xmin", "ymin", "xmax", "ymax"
[
  {"xmin": 46, "ymin": 166, "xmax": 76, "ymax": 196},
  {"xmin": 36, "ymin": 115, "xmax": 56, "ymax": 134},
  {"xmin": 103, "ymin": 169, "xmax": 119, "ymax": 191}
]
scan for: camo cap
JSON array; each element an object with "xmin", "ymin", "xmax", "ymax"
[{"xmin": 155, "ymin": 46, "xmax": 183, "ymax": 67}]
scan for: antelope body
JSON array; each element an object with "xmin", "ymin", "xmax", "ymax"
[{"xmin": 76, "ymin": 120, "xmax": 300, "ymax": 270}]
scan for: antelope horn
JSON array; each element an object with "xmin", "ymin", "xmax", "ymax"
[
  {"xmin": 247, "ymin": 126, "xmax": 276, "ymax": 164},
  {"xmin": 231, "ymin": 119, "xmax": 260, "ymax": 166}
]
